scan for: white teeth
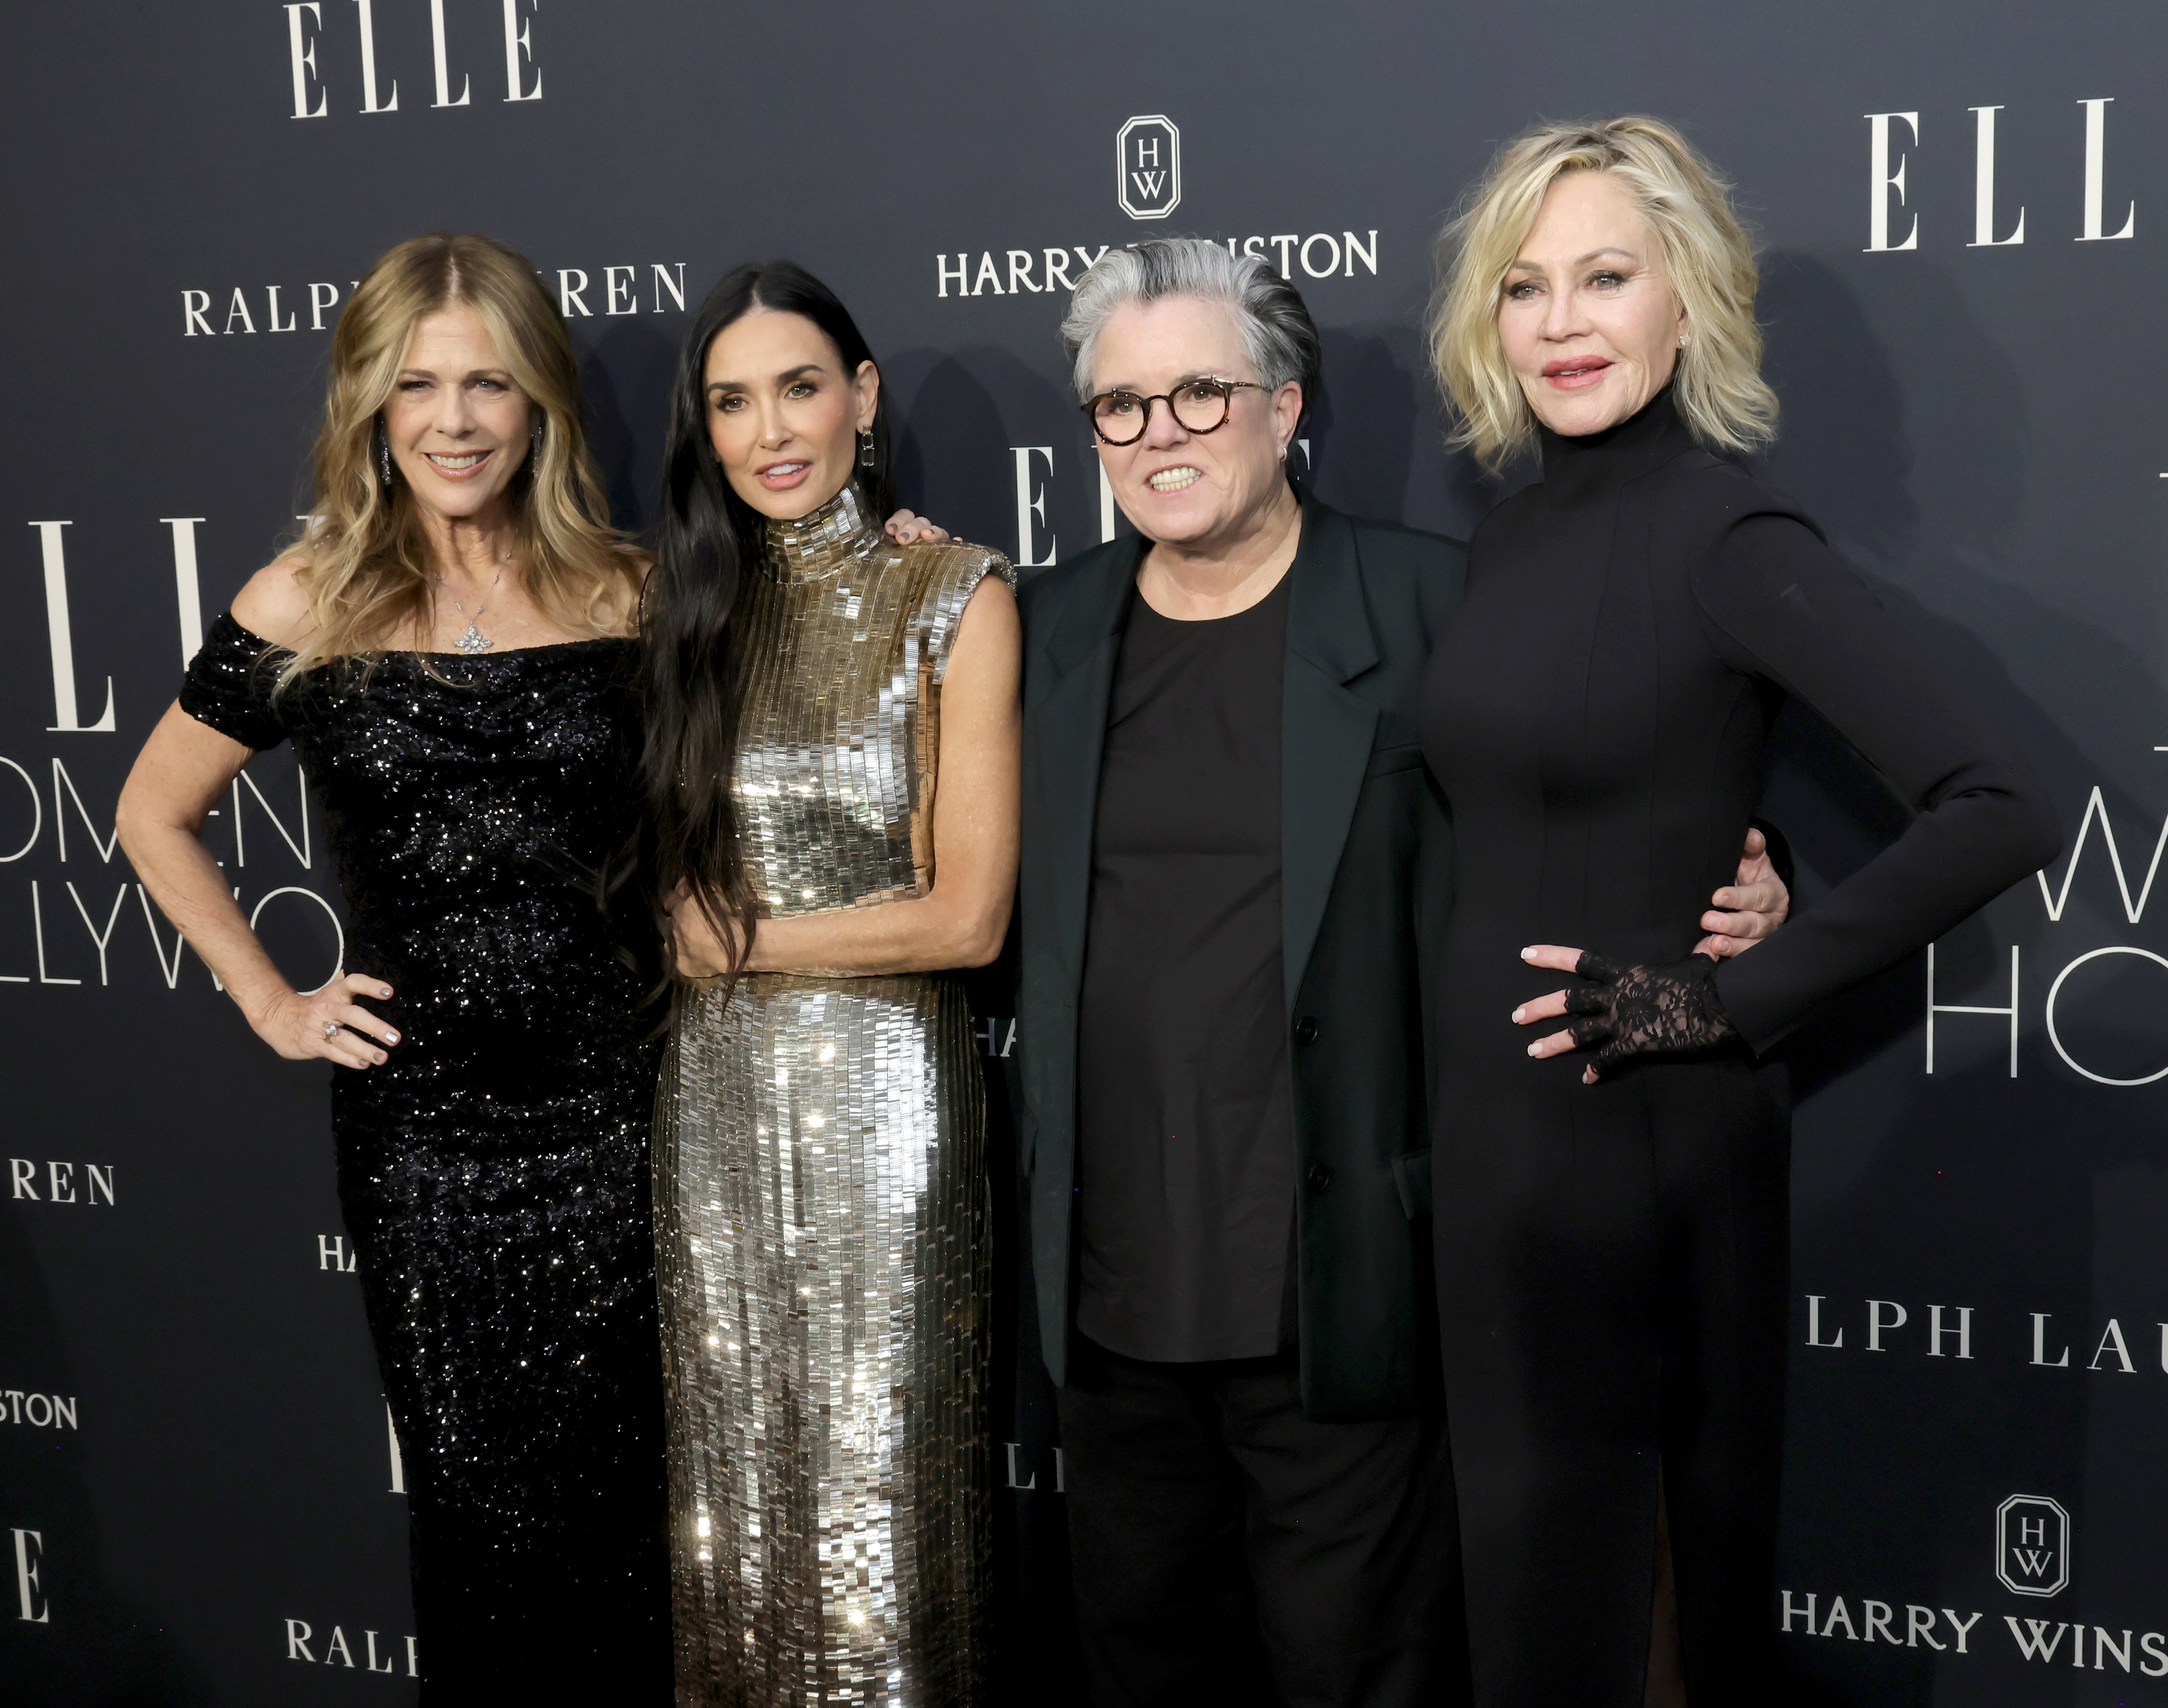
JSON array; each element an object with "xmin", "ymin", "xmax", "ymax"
[
  {"xmin": 1148, "ymin": 467, "xmax": 1202, "ymax": 492},
  {"xmin": 427, "ymin": 453, "xmax": 483, "ymax": 469}
]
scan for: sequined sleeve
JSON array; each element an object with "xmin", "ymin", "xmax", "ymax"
[
  {"xmin": 178, "ymin": 612, "xmax": 292, "ymax": 751},
  {"xmin": 915, "ymin": 543, "xmax": 1015, "ymax": 686}
]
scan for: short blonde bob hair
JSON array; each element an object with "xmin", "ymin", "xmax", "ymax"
[
  {"xmin": 1429, "ymin": 116, "xmax": 1777, "ymax": 473},
  {"xmin": 280, "ymin": 232, "xmax": 641, "ymax": 684}
]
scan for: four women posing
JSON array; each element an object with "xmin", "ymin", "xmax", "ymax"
[{"xmin": 117, "ymin": 113, "xmax": 2056, "ymax": 1706}]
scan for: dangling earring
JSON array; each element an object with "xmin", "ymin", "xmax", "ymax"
[
  {"xmin": 858, "ymin": 428, "xmax": 876, "ymax": 469},
  {"xmin": 375, "ymin": 419, "xmax": 393, "ymax": 489},
  {"xmin": 529, "ymin": 415, "xmax": 545, "ymax": 468}
]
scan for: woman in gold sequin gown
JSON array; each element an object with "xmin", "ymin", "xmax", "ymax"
[{"xmin": 627, "ymin": 262, "xmax": 1020, "ymax": 1706}]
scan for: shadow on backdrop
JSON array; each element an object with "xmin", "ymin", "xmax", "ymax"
[
  {"xmin": 576, "ymin": 319, "xmax": 681, "ymax": 541},
  {"xmin": 1757, "ymin": 249, "xmax": 2158, "ymax": 1708}
]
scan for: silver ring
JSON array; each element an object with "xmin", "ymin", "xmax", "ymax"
[{"xmin": 322, "ymin": 1021, "xmax": 341, "ymax": 1040}]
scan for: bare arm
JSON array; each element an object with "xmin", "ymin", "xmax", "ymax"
[
  {"xmin": 115, "ymin": 563, "xmax": 400, "ymax": 1068},
  {"xmin": 671, "ymin": 573, "xmax": 1021, "ymax": 978}
]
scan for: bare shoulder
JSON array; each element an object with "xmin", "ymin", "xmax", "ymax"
[
  {"xmin": 958, "ymin": 564, "xmax": 1019, "ymax": 632},
  {"xmin": 900, "ymin": 539, "xmax": 1016, "ymax": 683},
  {"xmin": 228, "ymin": 555, "xmax": 318, "ymax": 650}
]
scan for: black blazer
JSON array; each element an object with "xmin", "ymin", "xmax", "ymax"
[{"xmin": 1015, "ymin": 497, "xmax": 1466, "ymax": 1420}]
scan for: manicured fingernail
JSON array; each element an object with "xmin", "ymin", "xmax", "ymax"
[
  {"xmin": 1526, "ymin": 1043, "xmax": 1541, "ymax": 1056},
  {"xmin": 1512, "ymin": 1007, "xmax": 1525, "ymax": 1022},
  {"xmin": 385, "ymin": 1031, "xmax": 399, "ymax": 1044},
  {"xmin": 1520, "ymin": 947, "xmax": 1536, "ymax": 961},
  {"xmin": 380, "ymin": 986, "xmax": 394, "ymax": 997},
  {"xmin": 373, "ymin": 1052, "xmax": 387, "ymax": 1064}
]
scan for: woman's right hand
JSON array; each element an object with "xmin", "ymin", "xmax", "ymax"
[{"xmin": 249, "ymin": 973, "xmax": 401, "ymax": 1068}]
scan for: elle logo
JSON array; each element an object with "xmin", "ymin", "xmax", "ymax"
[
  {"xmin": 1117, "ymin": 116, "xmax": 1181, "ymax": 220},
  {"xmin": 12, "ymin": 1529, "xmax": 46, "ymax": 1623},
  {"xmin": 1997, "ymin": 1495, "xmax": 2071, "ymax": 1598},
  {"xmin": 283, "ymin": 0, "xmax": 541, "ymax": 118},
  {"xmin": 1866, "ymin": 100, "xmax": 2136, "ymax": 251}
]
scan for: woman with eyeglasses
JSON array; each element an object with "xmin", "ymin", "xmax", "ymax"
[
  {"xmin": 630, "ymin": 261, "xmax": 1019, "ymax": 1705},
  {"xmin": 1009, "ymin": 239, "xmax": 1789, "ymax": 1708}
]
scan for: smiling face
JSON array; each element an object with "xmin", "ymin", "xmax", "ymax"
[
  {"xmin": 1497, "ymin": 169, "xmax": 1686, "ymax": 438},
  {"xmin": 702, "ymin": 309, "xmax": 878, "ymax": 521},
  {"xmin": 382, "ymin": 304, "xmax": 536, "ymax": 520},
  {"xmin": 1089, "ymin": 295, "xmax": 1302, "ymax": 553}
]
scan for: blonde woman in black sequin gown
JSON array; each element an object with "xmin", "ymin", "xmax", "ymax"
[
  {"xmin": 631, "ymin": 263, "xmax": 1018, "ymax": 1706},
  {"xmin": 117, "ymin": 234, "xmax": 673, "ymax": 1699}
]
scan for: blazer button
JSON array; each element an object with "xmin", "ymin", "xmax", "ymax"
[
  {"xmin": 1307, "ymin": 1163, "xmax": 1334, "ymax": 1193},
  {"xmin": 1293, "ymin": 1016, "xmax": 1320, "ymax": 1046}
]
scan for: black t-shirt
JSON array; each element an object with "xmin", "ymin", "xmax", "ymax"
[{"xmin": 1074, "ymin": 572, "xmax": 1296, "ymax": 1363}]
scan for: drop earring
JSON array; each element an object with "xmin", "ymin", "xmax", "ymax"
[
  {"xmin": 529, "ymin": 416, "xmax": 545, "ymax": 467},
  {"xmin": 858, "ymin": 428, "xmax": 876, "ymax": 469},
  {"xmin": 376, "ymin": 420, "xmax": 393, "ymax": 488}
]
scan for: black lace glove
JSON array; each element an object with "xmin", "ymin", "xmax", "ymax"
[{"xmin": 1560, "ymin": 952, "xmax": 1736, "ymax": 1079}]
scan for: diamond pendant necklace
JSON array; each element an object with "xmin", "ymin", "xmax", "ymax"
[{"xmin": 440, "ymin": 563, "xmax": 506, "ymax": 655}]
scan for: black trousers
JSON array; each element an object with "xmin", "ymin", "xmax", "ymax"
[
  {"xmin": 1056, "ymin": 1336, "xmax": 1468, "ymax": 1708},
  {"xmin": 1436, "ymin": 1054, "xmax": 1789, "ymax": 1704}
]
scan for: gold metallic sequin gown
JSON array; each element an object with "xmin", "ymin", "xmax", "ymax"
[{"xmin": 655, "ymin": 485, "xmax": 1010, "ymax": 1706}]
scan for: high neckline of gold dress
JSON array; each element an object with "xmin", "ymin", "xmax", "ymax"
[{"xmin": 761, "ymin": 482, "xmax": 884, "ymax": 585}]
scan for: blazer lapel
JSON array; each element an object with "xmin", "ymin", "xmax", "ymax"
[
  {"xmin": 1281, "ymin": 501, "xmax": 1381, "ymax": 1014},
  {"xmin": 1030, "ymin": 543, "xmax": 1138, "ymax": 995}
]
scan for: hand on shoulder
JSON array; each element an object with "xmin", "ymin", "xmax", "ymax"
[{"xmin": 228, "ymin": 555, "xmax": 319, "ymax": 652}]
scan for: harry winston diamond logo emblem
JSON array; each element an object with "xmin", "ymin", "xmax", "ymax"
[
  {"xmin": 1117, "ymin": 116, "xmax": 1180, "ymax": 220},
  {"xmin": 1996, "ymin": 1495, "xmax": 2071, "ymax": 1597}
]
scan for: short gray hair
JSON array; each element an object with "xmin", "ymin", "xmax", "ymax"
[{"xmin": 1060, "ymin": 239, "xmax": 1322, "ymax": 410}]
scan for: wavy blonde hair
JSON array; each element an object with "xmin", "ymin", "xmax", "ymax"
[
  {"xmin": 279, "ymin": 232, "xmax": 640, "ymax": 684},
  {"xmin": 1429, "ymin": 116, "xmax": 1778, "ymax": 473}
]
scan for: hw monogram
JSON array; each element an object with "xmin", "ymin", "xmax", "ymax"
[
  {"xmin": 1117, "ymin": 116, "xmax": 1181, "ymax": 220},
  {"xmin": 1997, "ymin": 1495, "xmax": 2071, "ymax": 1598}
]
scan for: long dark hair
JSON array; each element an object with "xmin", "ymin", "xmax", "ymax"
[{"xmin": 617, "ymin": 261, "xmax": 895, "ymax": 996}]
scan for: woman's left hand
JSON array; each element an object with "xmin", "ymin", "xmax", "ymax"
[
  {"xmin": 666, "ymin": 881, "xmax": 745, "ymax": 981},
  {"xmin": 884, "ymin": 510, "xmax": 951, "ymax": 545},
  {"xmin": 1513, "ymin": 947, "xmax": 1737, "ymax": 1084}
]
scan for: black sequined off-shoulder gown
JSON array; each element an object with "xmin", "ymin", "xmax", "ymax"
[{"xmin": 180, "ymin": 615, "xmax": 670, "ymax": 1700}]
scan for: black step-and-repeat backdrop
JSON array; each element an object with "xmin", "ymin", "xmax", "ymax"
[{"xmin": 4, "ymin": 3, "xmax": 2164, "ymax": 1702}]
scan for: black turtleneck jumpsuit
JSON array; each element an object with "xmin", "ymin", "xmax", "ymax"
[{"xmin": 1418, "ymin": 392, "xmax": 2058, "ymax": 1703}]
